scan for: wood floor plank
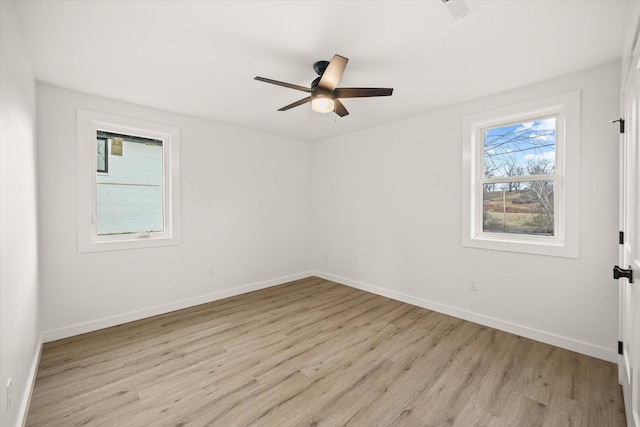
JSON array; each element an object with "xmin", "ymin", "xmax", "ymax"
[{"xmin": 25, "ymin": 277, "xmax": 626, "ymax": 426}]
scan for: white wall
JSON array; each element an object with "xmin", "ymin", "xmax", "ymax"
[
  {"xmin": 0, "ymin": 2, "xmax": 41, "ymax": 426},
  {"xmin": 37, "ymin": 84, "xmax": 313, "ymax": 340},
  {"xmin": 39, "ymin": 63, "xmax": 622, "ymax": 362},
  {"xmin": 313, "ymin": 62, "xmax": 621, "ymax": 362}
]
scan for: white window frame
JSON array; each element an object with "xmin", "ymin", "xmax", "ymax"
[
  {"xmin": 77, "ymin": 109, "xmax": 181, "ymax": 252},
  {"xmin": 462, "ymin": 91, "xmax": 580, "ymax": 258}
]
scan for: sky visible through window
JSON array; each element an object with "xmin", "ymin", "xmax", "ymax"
[{"xmin": 484, "ymin": 117, "xmax": 556, "ymax": 178}]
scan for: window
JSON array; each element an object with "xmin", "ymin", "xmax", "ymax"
[
  {"xmin": 482, "ymin": 118, "xmax": 557, "ymax": 236},
  {"xmin": 462, "ymin": 91, "xmax": 580, "ymax": 257},
  {"xmin": 96, "ymin": 137, "xmax": 108, "ymax": 173},
  {"xmin": 77, "ymin": 109, "xmax": 180, "ymax": 252}
]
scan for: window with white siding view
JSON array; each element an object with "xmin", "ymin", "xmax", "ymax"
[{"xmin": 96, "ymin": 131, "xmax": 164, "ymax": 236}]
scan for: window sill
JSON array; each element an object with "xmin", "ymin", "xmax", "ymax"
[
  {"xmin": 78, "ymin": 234, "xmax": 180, "ymax": 253},
  {"xmin": 462, "ymin": 233, "xmax": 578, "ymax": 258}
]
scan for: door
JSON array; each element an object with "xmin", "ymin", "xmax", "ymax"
[{"xmin": 619, "ymin": 19, "xmax": 640, "ymax": 427}]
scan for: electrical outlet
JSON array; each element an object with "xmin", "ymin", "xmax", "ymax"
[
  {"xmin": 208, "ymin": 267, "xmax": 215, "ymax": 277},
  {"xmin": 324, "ymin": 252, "xmax": 328, "ymax": 262},
  {"xmin": 6, "ymin": 378, "xmax": 12, "ymax": 410},
  {"xmin": 469, "ymin": 280, "xmax": 478, "ymax": 291}
]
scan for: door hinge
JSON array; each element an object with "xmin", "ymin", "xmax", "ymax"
[
  {"xmin": 610, "ymin": 118, "xmax": 625, "ymax": 134},
  {"xmin": 619, "ymin": 231, "xmax": 624, "ymax": 245},
  {"xmin": 613, "ymin": 265, "xmax": 634, "ymax": 283},
  {"xmin": 618, "ymin": 341, "xmax": 623, "ymax": 355}
]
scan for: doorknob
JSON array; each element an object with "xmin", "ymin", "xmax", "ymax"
[{"xmin": 613, "ymin": 265, "xmax": 633, "ymax": 283}]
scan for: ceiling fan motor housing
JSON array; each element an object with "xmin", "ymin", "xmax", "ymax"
[
  {"xmin": 311, "ymin": 76, "xmax": 322, "ymax": 89},
  {"xmin": 313, "ymin": 60, "xmax": 330, "ymax": 76}
]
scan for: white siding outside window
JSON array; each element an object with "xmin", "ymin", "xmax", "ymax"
[{"xmin": 77, "ymin": 109, "xmax": 181, "ymax": 252}]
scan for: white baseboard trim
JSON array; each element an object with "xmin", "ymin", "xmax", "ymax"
[
  {"xmin": 19, "ymin": 334, "xmax": 43, "ymax": 427},
  {"xmin": 42, "ymin": 271, "xmax": 314, "ymax": 343},
  {"xmin": 313, "ymin": 271, "xmax": 617, "ymax": 363}
]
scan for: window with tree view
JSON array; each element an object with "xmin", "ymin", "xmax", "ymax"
[
  {"xmin": 482, "ymin": 117, "xmax": 556, "ymax": 236},
  {"xmin": 462, "ymin": 91, "xmax": 579, "ymax": 257}
]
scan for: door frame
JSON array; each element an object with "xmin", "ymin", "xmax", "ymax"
[{"xmin": 619, "ymin": 7, "xmax": 640, "ymax": 427}]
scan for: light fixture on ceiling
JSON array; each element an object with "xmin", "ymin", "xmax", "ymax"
[
  {"xmin": 442, "ymin": 0, "xmax": 470, "ymax": 19},
  {"xmin": 311, "ymin": 92, "xmax": 335, "ymax": 113}
]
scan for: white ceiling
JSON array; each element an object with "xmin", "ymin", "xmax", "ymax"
[{"xmin": 13, "ymin": 0, "xmax": 632, "ymax": 142}]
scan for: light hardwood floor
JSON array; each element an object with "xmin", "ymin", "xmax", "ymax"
[{"xmin": 26, "ymin": 277, "xmax": 626, "ymax": 426}]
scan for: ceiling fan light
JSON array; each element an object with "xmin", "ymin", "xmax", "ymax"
[{"xmin": 311, "ymin": 94, "xmax": 335, "ymax": 113}]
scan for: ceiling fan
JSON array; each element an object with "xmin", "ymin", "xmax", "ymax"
[{"xmin": 254, "ymin": 54, "xmax": 393, "ymax": 117}]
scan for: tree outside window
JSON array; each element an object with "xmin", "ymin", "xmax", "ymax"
[{"xmin": 481, "ymin": 118, "xmax": 557, "ymax": 236}]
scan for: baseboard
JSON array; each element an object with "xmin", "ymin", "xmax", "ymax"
[
  {"xmin": 18, "ymin": 334, "xmax": 43, "ymax": 427},
  {"xmin": 40, "ymin": 269, "xmax": 617, "ymax": 362},
  {"xmin": 313, "ymin": 271, "xmax": 617, "ymax": 363},
  {"xmin": 42, "ymin": 271, "xmax": 314, "ymax": 343}
]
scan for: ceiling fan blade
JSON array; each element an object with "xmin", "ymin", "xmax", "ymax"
[
  {"xmin": 318, "ymin": 54, "xmax": 348, "ymax": 91},
  {"xmin": 255, "ymin": 76, "xmax": 312, "ymax": 93},
  {"xmin": 333, "ymin": 99, "xmax": 349, "ymax": 117},
  {"xmin": 334, "ymin": 87, "xmax": 394, "ymax": 98},
  {"xmin": 278, "ymin": 97, "xmax": 311, "ymax": 111}
]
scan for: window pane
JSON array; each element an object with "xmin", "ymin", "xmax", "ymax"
[
  {"xmin": 96, "ymin": 137, "xmax": 108, "ymax": 173},
  {"xmin": 96, "ymin": 131, "xmax": 164, "ymax": 236},
  {"xmin": 484, "ymin": 118, "xmax": 556, "ymax": 179},
  {"xmin": 483, "ymin": 181, "xmax": 554, "ymax": 236}
]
